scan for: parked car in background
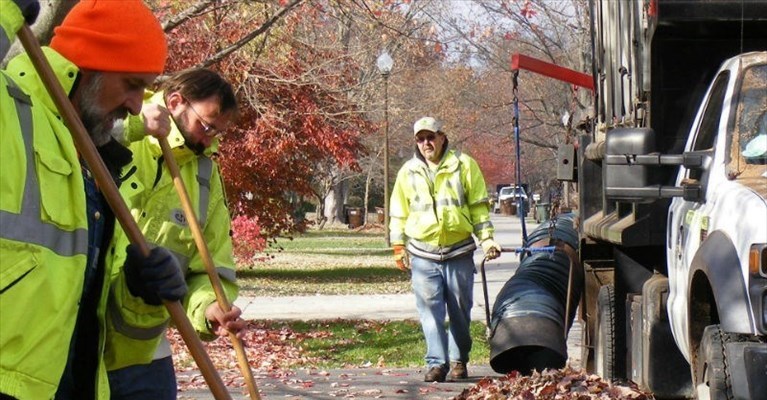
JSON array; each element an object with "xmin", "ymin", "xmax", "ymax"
[{"xmin": 493, "ymin": 185, "xmax": 528, "ymax": 214}]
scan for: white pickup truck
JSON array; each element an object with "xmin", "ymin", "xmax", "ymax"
[
  {"xmin": 573, "ymin": 1, "xmax": 767, "ymax": 399},
  {"xmin": 493, "ymin": 185, "xmax": 528, "ymax": 215}
]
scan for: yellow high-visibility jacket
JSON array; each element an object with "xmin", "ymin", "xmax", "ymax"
[
  {"xmin": 389, "ymin": 149, "xmax": 494, "ymax": 252},
  {"xmin": 0, "ymin": 5, "xmax": 159, "ymax": 398},
  {"xmin": 104, "ymin": 91, "xmax": 238, "ymax": 370}
]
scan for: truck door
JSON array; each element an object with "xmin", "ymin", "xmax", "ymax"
[{"xmin": 666, "ymin": 72, "xmax": 731, "ymax": 357}]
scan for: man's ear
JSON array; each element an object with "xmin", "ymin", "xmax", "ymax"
[{"xmin": 165, "ymin": 92, "xmax": 184, "ymax": 112}]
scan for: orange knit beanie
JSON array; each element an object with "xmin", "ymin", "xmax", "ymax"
[{"xmin": 50, "ymin": 0, "xmax": 168, "ymax": 74}]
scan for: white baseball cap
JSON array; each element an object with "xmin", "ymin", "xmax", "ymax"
[{"xmin": 413, "ymin": 117, "xmax": 443, "ymax": 136}]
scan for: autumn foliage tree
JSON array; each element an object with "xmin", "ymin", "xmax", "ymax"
[
  {"xmin": 148, "ymin": 0, "xmax": 368, "ymax": 241},
  {"xmin": 136, "ymin": 0, "xmax": 591, "ymax": 247}
]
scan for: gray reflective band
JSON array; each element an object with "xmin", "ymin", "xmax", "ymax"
[
  {"xmin": 407, "ymin": 237, "xmax": 476, "ymax": 262},
  {"xmin": 0, "ymin": 77, "xmax": 88, "ymax": 257},
  {"xmin": 167, "ymin": 247, "xmax": 236, "ymax": 283},
  {"xmin": 196, "ymin": 157, "xmax": 212, "ymax": 226},
  {"xmin": 108, "ymin": 290, "xmax": 168, "ymax": 340},
  {"xmin": 0, "ymin": 31, "xmax": 10, "ymax": 58},
  {"xmin": 436, "ymin": 198, "xmax": 462, "ymax": 207},
  {"xmin": 217, "ymin": 266, "xmax": 236, "ymax": 283},
  {"xmin": 409, "ymin": 203, "xmax": 431, "ymax": 212},
  {"xmin": 391, "ymin": 232, "xmax": 405, "ymax": 242},
  {"xmin": 407, "ymin": 171, "xmax": 417, "ymax": 202},
  {"xmin": 449, "ymin": 173, "xmax": 465, "ymax": 207},
  {"xmin": 474, "ymin": 220, "xmax": 493, "ymax": 232}
]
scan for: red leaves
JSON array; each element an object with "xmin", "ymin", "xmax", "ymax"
[
  {"xmin": 216, "ymin": 54, "xmax": 368, "ymax": 236},
  {"xmin": 159, "ymin": 2, "xmax": 369, "ymax": 238},
  {"xmin": 230, "ymin": 215, "xmax": 267, "ymax": 263},
  {"xmin": 455, "ymin": 367, "xmax": 652, "ymax": 400},
  {"xmin": 520, "ymin": 1, "xmax": 538, "ymax": 19},
  {"xmin": 170, "ymin": 321, "xmax": 323, "ymax": 391}
]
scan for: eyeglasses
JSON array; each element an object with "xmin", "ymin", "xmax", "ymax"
[
  {"xmin": 416, "ymin": 133, "xmax": 439, "ymax": 143},
  {"xmin": 184, "ymin": 98, "xmax": 220, "ymax": 137}
]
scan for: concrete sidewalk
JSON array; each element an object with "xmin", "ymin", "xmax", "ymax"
[{"xmin": 178, "ymin": 365, "xmax": 498, "ymax": 400}]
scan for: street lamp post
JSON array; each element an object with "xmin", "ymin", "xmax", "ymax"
[{"xmin": 377, "ymin": 50, "xmax": 393, "ymax": 246}]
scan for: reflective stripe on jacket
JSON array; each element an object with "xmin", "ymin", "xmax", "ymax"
[
  {"xmin": 104, "ymin": 91, "xmax": 238, "ymax": 371},
  {"xmin": 389, "ymin": 149, "xmax": 493, "ymax": 248},
  {"xmin": 1, "ymin": 9, "xmax": 102, "ymax": 398}
]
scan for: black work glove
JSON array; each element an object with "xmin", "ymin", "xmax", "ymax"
[
  {"xmin": 13, "ymin": 0, "xmax": 40, "ymax": 25},
  {"xmin": 123, "ymin": 244, "xmax": 187, "ymax": 306}
]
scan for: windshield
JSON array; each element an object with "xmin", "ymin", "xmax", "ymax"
[
  {"xmin": 728, "ymin": 62, "xmax": 767, "ymax": 179},
  {"xmin": 499, "ymin": 187, "xmax": 526, "ymax": 197},
  {"xmin": 737, "ymin": 64, "xmax": 767, "ymax": 164}
]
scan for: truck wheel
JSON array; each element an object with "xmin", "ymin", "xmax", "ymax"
[
  {"xmin": 594, "ymin": 284, "xmax": 619, "ymax": 381},
  {"xmin": 695, "ymin": 325, "xmax": 733, "ymax": 400}
]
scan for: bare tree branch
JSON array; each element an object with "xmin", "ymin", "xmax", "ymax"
[{"xmin": 198, "ymin": 0, "xmax": 305, "ymax": 69}]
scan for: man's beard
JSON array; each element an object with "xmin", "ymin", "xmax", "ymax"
[
  {"xmin": 76, "ymin": 73, "xmax": 129, "ymax": 147},
  {"xmin": 184, "ymin": 138, "xmax": 206, "ymax": 155},
  {"xmin": 177, "ymin": 111, "xmax": 206, "ymax": 155}
]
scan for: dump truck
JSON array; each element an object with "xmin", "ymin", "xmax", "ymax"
[{"xmin": 564, "ymin": 1, "xmax": 767, "ymax": 399}]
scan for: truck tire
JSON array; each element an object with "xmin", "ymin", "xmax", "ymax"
[
  {"xmin": 594, "ymin": 284, "xmax": 619, "ymax": 381},
  {"xmin": 695, "ymin": 325, "xmax": 734, "ymax": 400}
]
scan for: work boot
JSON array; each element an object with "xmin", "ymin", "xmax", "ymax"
[
  {"xmin": 450, "ymin": 361, "xmax": 468, "ymax": 380},
  {"xmin": 424, "ymin": 366, "xmax": 447, "ymax": 383}
]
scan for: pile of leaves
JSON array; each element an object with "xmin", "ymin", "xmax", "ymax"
[
  {"xmin": 168, "ymin": 321, "xmax": 327, "ymax": 390},
  {"xmin": 456, "ymin": 367, "xmax": 652, "ymax": 400}
]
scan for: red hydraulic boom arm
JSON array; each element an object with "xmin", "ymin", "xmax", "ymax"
[{"xmin": 510, "ymin": 53, "xmax": 594, "ymax": 91}]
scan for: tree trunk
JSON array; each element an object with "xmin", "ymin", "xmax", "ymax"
[
  {"xmin": 362, "ymin": 164, "xmax": 374, "ymax": 226},
  {"xmin": 324, "ymin": 180, "xmax": 347, "ymax": 225},
  {"xmin": 3, "ymin": 0, "xmax": 76, "ymax": 65}
]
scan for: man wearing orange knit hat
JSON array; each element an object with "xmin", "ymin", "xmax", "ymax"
[{"xmin": 0, "ymin": 1, "xmax": 186, "ymax": 400}]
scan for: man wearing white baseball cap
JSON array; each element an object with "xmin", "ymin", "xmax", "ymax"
[{"xmin": 389, "ymin": 116, "xmax": 501, "ymax": 382}]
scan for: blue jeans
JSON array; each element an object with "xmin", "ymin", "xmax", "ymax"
[
  {"xmin": 107, "ymin": 357, "xmax": 176, "ymax": 400},
  {"xmin": 410, "ymin": 253, "xmax": 475, "ymax": 370}
]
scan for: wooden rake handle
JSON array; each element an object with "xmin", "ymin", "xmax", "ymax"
[
  {"xmin": 16, "ymin": 25, "xmax": 232, "ymax": 400},
  {"xmin": 159, "ymin": 137, "xmax": 261, "ymax": 400}
]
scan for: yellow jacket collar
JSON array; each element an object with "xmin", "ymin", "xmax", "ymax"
[{"xmin": 5, "ymin": 47, "xmax": 79, "ymax": 115}]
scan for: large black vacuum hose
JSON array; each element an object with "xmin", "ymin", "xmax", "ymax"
[{"xmin": 488, "ymin": 214, "xmax": 584, "ymax": 374}]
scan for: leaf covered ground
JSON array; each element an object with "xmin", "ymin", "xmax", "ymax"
[
  {"xmin": 170, "ymin": 321, "xmax": 316, "ymax": 390},
  {"xmin": 171, "ymin": 322, "xmax": 651, "ymax": 399}
]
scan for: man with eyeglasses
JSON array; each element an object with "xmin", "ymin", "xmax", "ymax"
[
  {"xmin": 389, "ymin": 116, "xmax": 502, "ymax": 383},
  {"xmin": 104, "ymin": 68, "xmax": 243, "ymax": 399}
]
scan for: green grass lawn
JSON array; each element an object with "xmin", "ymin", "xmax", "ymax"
[
  {"xmin": 274, "ymin": 319, "xmax": 490, "ymax": 368},
  {"xmin": 238, "ymin": 228, "xmax": 409, "ymax": 296}
]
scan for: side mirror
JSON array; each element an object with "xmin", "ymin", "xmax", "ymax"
[{"xmin": 604, "ymin": 128, "xmax": 711, "ymax": 203}]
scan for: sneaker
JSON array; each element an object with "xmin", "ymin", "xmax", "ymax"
[
  {"xmin": 424, "ymin": 366, "xmax": 447, "ymax": 382},
  {"xmin": 450, "ymin": 361, "xmax": 468, "ymax": 380}
]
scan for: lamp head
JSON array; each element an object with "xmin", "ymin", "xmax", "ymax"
[{"xmin": 377, "ymin": 50, "xmax": 393, "ymax": 76}]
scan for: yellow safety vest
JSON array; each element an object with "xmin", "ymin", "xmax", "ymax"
[
  {"xmin": 1, "ymin": 12, "xmax": 102, "ymax": 399},
  {"xmin": 104, "ymin": 91, "xmax": 238, "ymax": 370},
  {"xmin": 389, "ymin": 149, "xmax": 494, "ymax": 249}
]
